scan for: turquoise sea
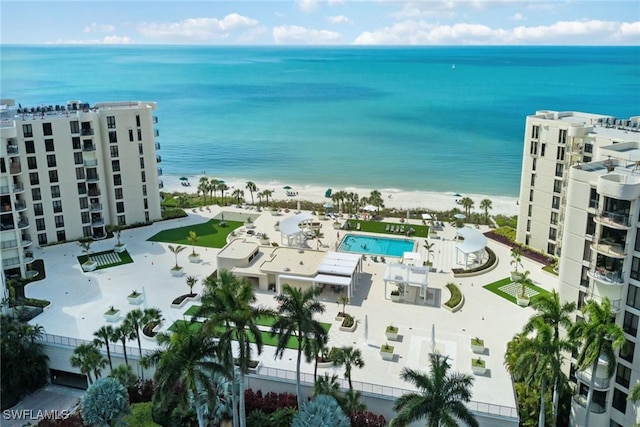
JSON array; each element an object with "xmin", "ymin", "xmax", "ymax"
[{"xmin": 2, "ymin": 46, "xmax": 639, "ymax": 196}]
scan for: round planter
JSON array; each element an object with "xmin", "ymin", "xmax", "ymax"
[
  {"xmin": 114, "ymin": 244, "xmax": 126, "ymax": 253},
  {"xmin": 171, "ymin": 267, "xmax": 184, "ymax": 277},
  {"xmin": 510, "ymin": 272, "xmax": 523, "ymax": 281},
  {"xmin": 516, "ymin": 296, "xmax": 530, "ymax": 307},
  {"xmin": 188, "ymin": 254, "xmax": 201, "ymax": 264},
  {"xmin": 259, "ymin": 239, "xmax": 269, "ymax": 245},
  {"xmin": 82, "ymin": 261, "xmax": 98, "ymax": 272}
]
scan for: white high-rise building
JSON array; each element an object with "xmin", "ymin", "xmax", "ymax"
[
  {"xmin": 1, "ymin": 99, "xmax": 163, "ymax": 281},
  {"xmin": 517, "ymin": 110, "xmax": 640, "ymax": 426}
]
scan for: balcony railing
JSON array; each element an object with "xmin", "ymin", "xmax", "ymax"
[
  {"xmin": 21, "ymin": 235, "xmax": 33, "ymax": 247},
  {"xmin": 13, "ymin": 182, "xmax": 24, "ymax": 193},
  {"xmin": 158, "ymin": 180, "xmax": 164, "ymax": 189},
  {"xmin": 0, "ymin": 186, "xmax": 9, "ymax": 195},
  {"xmin": 84, "ymin": 159, "xmax": 98, "ymax": 167},
  {"xmin": 1, "ymin": 239, "xmax": 18, "ymax": 249},
  {"xmin": 91, "ymin": 218, "xmax": 105, "ymax": 227},
  {"xmin": 155, "ymin": 142, "xmax": 161, "ymax": 150},
  {"xmin": 17, "ymin": 219, "xmax": 29, "ymax": 229},
  {"xmin": 157, "ymin": 167, "xmax": 163, "ymax": 176},
  {"xmin": 156, "ymin": 155, "xmax": 161, "ymax": 163},
  {"xmin": 572, "ymin": 395, "xmax": 607, "ymax": 413},
  {"xmin": 81, "ymin": 128, "xmax": 94, "ymax": 136},
  {"xmin": 9, "ymin": 163, "xmax": 21, "ymax": 174},
  {"xmin": 587, "ymin": 268, "xmax": 624, "ymax": 285},
  {"xmin": 2, "ymin": 256, "xmax": 20, "ymax": 268},
  {"xmin": 88, "ymin": 190, "xmax": 101, "ymax": 197},
  {"xmin": 154, "ymin": 129, "xmax": 159, "ymax": 137},
  {"xmin": 591, "ymin": 237, "xmax": 626, "ymax": 258},
  {"xmin": 82, "ymin": 144, "xmax": 96, "ymax": 152},
  {"xmin": 595, "ymin": 210, "xmax": 631, "ymax": 229},
  {"xmin": 86, "ymin": 174, "xmax": 100, "ymax": 183},
  {"xmin": 90, "ymin": 203, "xmax": 103, "ymax": 212},
  {"xmin": 14, "ymin": 201, "xmax": 27, "ymax": 211},
  {"xmin": 7, "ymin": 144, "xmax": 19, "ymax": 155}
]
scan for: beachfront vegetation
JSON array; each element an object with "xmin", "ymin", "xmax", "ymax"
[
  {"xmin": 331, "ymin": 346, "xmax": 365, "ymax": 391},
  {"xmin": 148, "ymin": 219, "xmax": 242, "ymax": 248},
  {"xmin": 81, "ymin": 377, "xmax": 130, "ymax": 426},
  {"xmin": 70, "ymin": 343, "xmax": 107, "ymax": 386}
]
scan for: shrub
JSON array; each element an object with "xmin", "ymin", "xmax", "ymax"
[
  {"xmin": 81, "ymin": 378, "xmax": 130, "ymax": 426},
  {"xmin": 122, "ymin": 402, "xmax": 161, "ymax": 427},
  {"xmin": 444, "ymin": 283, "xmax": 462, "ymax": 309},
  {"xmin": 244, "ymin": 389, "xmax": 298, "ymax": 415},
  {"xmin": 291, "ymin": 395, "xmax": 350, "ymax": 427},
  {"xmin": 36, "ymin": 413, "xmax": 84, "ymax": 426},
  {"xmin": 127, "ymin": 379, "xmax": 155, "ymax": 404},
  {"xmin": 341, "ymin": 314, "xmax": 354, "ymax": 328},
  {"xmin": 161, "ymin": 208, "xmax": 187, "ymax": 221},
  {"xmin": 351, "ymin": 410, "xmax": 386, "ymax": 427}
]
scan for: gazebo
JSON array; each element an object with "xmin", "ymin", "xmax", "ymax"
[
  {"xmin": 383, "ymin": 262, "xmax": 430, "ymax": 304},
  {"xmin": 279, "ymin": 213, "xmax": 315, "ymax": 247},
  {"xmin": 455, "ymin": 226, "xmax": 488, "ymax": 268}
]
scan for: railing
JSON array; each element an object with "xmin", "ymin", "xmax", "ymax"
[
  {"xmin": 595, "ymin": 210, "xmax": 631, "ymax": 228},
  {"xmin": 156, "ymin": 155, "xmax": 161, "ymax": 163},
  {"xmin": 21, "ymin": 234, "xmax": 32, "ymax": 246},
  {"xmin": 39, "ymin": 332, "xmax": 139, "ymax": 357},
  {"xmin": 155, "ymin": 142, "xmax": 161, "ymax": 150},
  {"xmin": 81, "ymin": 128, "xmax": 94, "ymax": 136},
  {"xmin": 591, "ymin": 236, "xmax": 627, "ymax": 258},
  {"xmin": 90, "ymin": 203, "xmax": 103, "ymax": 212},
  {"xmin": 0, "ymin": 186, "xmax": 8, "ymax": 195},
  {"xmin": 587, "ymin": 268, "xmax": 624, "ymax": 285},
  {"xmin": 86, "ymin": 174, "xmax": 100, "ymax": 182},
  {"xmin": 7, "ymin": 144, "xmax": 19, "ymax": 155},
  {"xmin": 15, "ymin": 201, "xmax": 27, "ymax": 211},
  {"xmin": 92, "ymin": 219, "xmax": 105, "ymax": 226},
  {"xmin": 157, "ymin": 167, "xmax": 163, "ymax": 176},
  {"xmin": 84, "ymin": 159, "xmax": 98, "ymax": 167},
  {"xmin": 82, "ymin": 144, "xmax": 96, "ymax": 152},
  {"xmin": 88, "ymin": 190, "xmax": 101, "ymax": 197},
  {"xmin": 13, "ymin": 182, "xmax": 24, "ymax": 193},
  {"xmin": 575, "ymin": 369, "xmax": 611, "ymax": 390},
  {"xmin": 154, "ymin": 129, "xmax": 159, "ymax": 137},
  {"xmin": 18, "ymin": 219, "xmax": 29, "ymax": 228},
  {"xmin": 1, "ymin": 239, "xmax": 18, "ymax": 249},
  {"xmin": 572, "ymin": 395, "xmax": 607, "ymax": 413},
  {"xmin": 158, "ymin": 180, "xmax": 164, "ymax": 189},
  {"xmin": 10, "ymin": 164, "xmax": 21, "ymax": 174},
  {"xmin": 2, "ymin": 256, "xmax": 20, "ymax": 267}
]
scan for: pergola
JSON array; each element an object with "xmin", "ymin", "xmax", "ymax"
[
  {"xmin": 279, "ymin": 213, "xmax": 315, "ymax": 247},
  {"xmin": 383, "ymin": 262, "xmax": 430, "ymax": 303},
  {"xmin": 455, "ymin": 226, "xmax": 488, "ymax": 268}
]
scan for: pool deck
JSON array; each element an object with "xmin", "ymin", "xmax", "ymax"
[{"xmin": 24, "ymin": 204, "xmax": 557, "ymax": 416}]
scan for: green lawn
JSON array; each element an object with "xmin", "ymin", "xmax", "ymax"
[
  {"xmin": 483, "ymin": 277, "xmax": 550, "ymax": 307},
  {"xmin": 77, "ymin": 249, "xmax": 133, "ymax": 270},
  {"xmin": 346, "ymin": 220, "xmax": 429, "ymax": 237},
  {"xmin": 147, "ymin": 219, "xmax": 242, "ymax": 248}
]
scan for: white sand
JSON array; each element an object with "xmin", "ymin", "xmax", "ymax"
[{"xmin": 162, "ymin": 174, "xmax": 519, "ymax": 216}]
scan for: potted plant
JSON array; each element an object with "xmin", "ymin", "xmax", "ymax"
[
  {"xmin": 79, "ymin": 238, "xmax": 97, "ymax": 272},
  {"xmin": 185, "ymin": 275, "xmax": 198, "ymax": 298},
  {"xmin": 385, "ymin": 325, "xmax": 399, "ymax": 341},
  {"xmin": 111, "ymin": 225, "xmax": 126, "ymax": 253},
  {"xmin": 245, "ymin": 216, "xmax": 255, "ymax": 229},
  {"xmin": 258, "ymin": 233, "xmax": 269, "ymax": 245},
  {"xmin": 274, "ymin": 221, "xmax": 280, "ymax": 231},
  {"xmin": 127, "ymin": 290, "xmax": 143, "ymax": 305},
  {"xmin": 332, "ymin": 220, "xmax": 341, "ymax": 230},
  {"xmin": 169, "ymin": 244, "xmax": 185, "ymax": 276},
  {"xmin": 104, "ymin": 306, "xmax": 120, "ymax": 322},
  {"xmin": 187, "ymin": 231, "xmax": 201, "ymax": 263},
  {"xmin": 516, "ymin": 270, "xmax": 531, "ymax": 307},
  {"xmin": 470, "ymin": 337, "xmax": 485, "ymax": 354},
  {"xmin": 380, "ymin": 343, "xmax": 395, "ymax": 361},
  {"xmin": 510, "ymin": 248, "xmax": 523, "ymax": 281},
  {"xmin": 340, "ymin": 313, "xmax": 357, "ymax": 332},
  {"xmin": 390, "ymin": 284, "xmax": 404, "ymax": 302},
  {"xmin": 336, "ymin": 296, "xmax": 349, "ymax": 320},
  {"xmin": 471, "ymin": 357, "xmax": 486, "ymax": 375}
]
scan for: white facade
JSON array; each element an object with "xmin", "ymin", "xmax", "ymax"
[
  {"xmin": 1, "ymin": 99, "xmax": 162, "ymax": 281},
  {"xmin": 516, "ymin": 111, "xmax": 640, "ymax": 258}
]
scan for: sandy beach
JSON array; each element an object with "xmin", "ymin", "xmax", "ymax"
[{"xmin": 162, "ymin": 174, "xmax": 519, "ymax": 216}]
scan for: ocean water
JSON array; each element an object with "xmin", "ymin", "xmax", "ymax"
[{"xmin": 2, "ymin": 45, "xmax": 639, "ymax": 197}]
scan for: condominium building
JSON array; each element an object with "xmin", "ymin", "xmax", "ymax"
[
  {"xmin": 516, "ymin": 111, "xmax": 640, "ymax": 258},
  {"xmin": 1, "ymin": 99, "xmax": 163, "ymax": 281}
]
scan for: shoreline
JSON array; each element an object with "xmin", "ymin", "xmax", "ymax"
[{"xmin": 161, "ymin": 174, "xmax": 519, "ymax": 217}]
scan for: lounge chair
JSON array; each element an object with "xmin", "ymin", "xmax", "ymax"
[
  {"xmin": 385, "ymin": 224, "xmax": 391, "ymax": 232},
  {"xmin": 399, "ymin": 226, "xmax": 405, "ymax": 233},
  {"xmin": 356, "ymin": 223, "xmax": 361, "ymax": 231}
]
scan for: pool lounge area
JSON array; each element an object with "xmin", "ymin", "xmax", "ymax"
[{"xmin": 338, "ymin": 234, "xmax": 416, "ymax": 257}]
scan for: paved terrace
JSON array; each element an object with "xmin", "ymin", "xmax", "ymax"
[{"xmin": 25, "ymin": 205, "xmax": 558, "ymax": 419}]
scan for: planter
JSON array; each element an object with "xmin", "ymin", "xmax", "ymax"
[
  {"xmin": 171, "ymin": 293, "xmax": 199, "ymax": 309},
  {"xmin": 385, "ymin": 327, "xmax": 399, "ymax": 341},
  {"xmin": 516, "ymin": 295, "xmax": 530, "ymax": 307},
  {"xmin": 274, "ymin": 224, "xmax": 280, "ymax": 231},
  {"xmin": 332, "ymin": 222, "xmax": 341, "ymax": 230},
  {"xmin": 470, "ymin": 339, "xmax": 485, "ymax": 354},
  {"xmin": 245, "ymin": 222, "xmax": 256, "ymax": 229},
  {"xmin": 188, "ymin": 254, "xmax": 201, "ymax": 263},
  {"xmin": 171, "ymin": 267, "xmax": 184, "ymax": 277},
  {"xmin": 510, "ymin": 272, "xmax": 522, "ymax": 281},
  {"xmin": 104, "ymin": 310, "xmax": 121, "ymax": 323},
  {"xmin": 380, "ymin": 345, "xmax": 395, "ymax": 361},
  {"xmin": 127, "ymin": 292, "xmax": 144, "ymax": 305},
  {"xmin": 114, "ymin": 244, "xmax": 126, "ymax": 253},
  {"xmin": 471, "ymin": 359, "xmax": 487, "ymax": 375},
  {"xmin": 339, "ymin": 315, "xmax": 357, "ymax": 332},
  {"xmin": 142, "ymin": 321, "xmax": 162, "ymax": 341},
  {"xmin": 335, "ymin": 314, "xmax": 345, "ymax": 321},
  {"xmin": 82, "ymin": 261, "xmax": 97, "ymax": 272},
  {"xmin": 390, "ymin": 293, "xmax": 402, "ymax": 302},
  {"xmin": 259, "ymin": 238, "xmax": 270, "ymax": 245}
]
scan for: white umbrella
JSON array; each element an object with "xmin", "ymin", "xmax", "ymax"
[
  {"xmin": 323, "ymin": 201, "xmax": 334, "ymax": 209},
  {"xmin": 431, "ymin": 324, "xmax": 436, "ymax": 354},
  {"xmin": 363, "ymin": 204, "xmax": 377, "ymax": 212},
  {"xmin": 454, "ymin": 213, "xmax": 466, "ymax": 220},
  {"xmin": 364, "ymin": 314, "xmax": 368, "ymax": 345}
]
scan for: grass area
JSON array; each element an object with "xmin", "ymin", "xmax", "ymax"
[
  {"xmin": 483, "ymin": 277, "xmax": 550, "ymax": 307},
  {"xmin": 182, "ymin": 306, "xmax": 332, "ymax": 333},
  {"xmin": 147, "ymin": 219, "xmax": 242, "ymax": 248},
  {"xmin": 345, "ymin": 219, "xmax": 429, "ymax": 237},
  {"xmin": 77, "ymin": 249, "xmax": 134, "ymax": 270}
]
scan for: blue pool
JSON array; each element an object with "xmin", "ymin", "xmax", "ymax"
[{"xmin": 338, "ymin": 234, "xmax": 416, "ymax": 257}]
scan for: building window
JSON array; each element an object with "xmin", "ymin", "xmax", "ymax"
[
  {"xmin": 47, "ymin": 154, "xmax": 56, "ymax": 168},
  {"xmin": 49, "ymin": 170, "xmax": 58, "ymax": 183},
  {"xmin": 528, "ymin": 205, "xmax": 532, "ymax": 217},
  {"xmin": 29, "ymin": 173, "xmax": 39, "ymax": 185},
  {"xmin": 138, "ymin": 143, "xmax": 144, "ymax": 155},
  {"xmin": 81, "ymin": 212, "xmax": 90, "ymax": 224},
  {"xmin": 22, "ymin": 124, "xmax": 33, "ymax": 137},
  {"xmin": 547, "ymin": 243, "xmax": 556, "ymax": 255},
  {"xmin": 551, "ymin": 212, "xmax": 558, "ymax": 225},
  {"xmin": 72, "ymin": 137, "xmax": 81, "ymax": 150},
  {"xmin": 113, "ymin": 174, "xmax": 122, "ymax": 186},
  {"xmin": 525, "ymin": 235, "xmax": 530, "ymax": 245},
  {"xmin": 142, "ymin": 184, "xmax": 147, "ymax": 196},
  {"xmin": 77, "ymin": 182, "xmax": 87, "ymax": 195},
  {"xmin": 42, "ymin": 122, "xmax": 53, "ymax": 136},
  {"xmin": 532, "ymin": 158, "xmax": 537, "ymax": 171},
  {"xmin": 136, "ymin": 115, "xmax": 141, "ymax": 127},
  {"xmin": 558, "ymin": 129, "xmax": 567, "ymax": 145},
  {"xmin": 627, "ymin": 284, "xmax": 640, "ymax": 309},
  {"xmin": 56, "ymin": 230, "xmax": 66, "ymax": 242},
  {"xmin": 45, "ymin": 139, "xmax": 55, "ymax": 152},
  {"xmin": 107, "ymin": 116, "xmax": 116, "ymax": 129},
  {"xmin": 54, "ymin": 215, "xmax": 64, "ymax": 228},
  {"xmin": 586, "ymin": 214, "xmax": 596, "ymax": 235},
  {"xmin": 70, "ymin": 121, "xmax": 79, "ymax": 134},
  {"xmin": 623, "ymin": 311, "xmax": 638, "ymax": 336},
  {"xmin": 109, "ymin": 131, "xmax": 118, "ymax": 143},
  {"xmin": 530, "ymin": 173, "xmax": 536, "ymax": 187},
  {"xmin": 118, "ymin": 215, "xmax": 126, "ymax": 225},
  {"xmin": 115, "ymin": 188, "xmax": 123, "ymax": 200},
  {"xmin": 38, "ymin": 233, "xmax": 47, "ymax": 245},
  {"xmin": 110, "ymin": 146, "xmax": 119, "ymax": 158},
  {"xmin": 615, "ymin": 364, "xmax": 631, "ymax": 388},
  {"xmin": 143, "ymin": 198, "xmax": 148, "ymax": 209},
  {"xmin": 141, "ymin": 171, "xmax": 146, "ymax": 183},
  {"xmin": 112, "ymin": 160, "xmax": 120, "ymax": 172},
  {"xmin": 145, "ymin": 212, "xmax": 150, "ymax": 222},
  {"xmin": 553, "ymin": 180, "xmax": 562, "ymax": 194},
  {"xmin": 635, "ymin": 229, "xmax": 640, "ymax": 252},
  {"xmin": 584, "ymin": 143, "xmax": 593, "ymax": 154},
  {"xmin": 529, "ymin": 189, "xmax": 534, "ymax": 202},
  {"xmin": 34, "ymin": 203, "xmax": 44, "ymax": 216},
  {"xmin": 27, "ymin": 156, "xmax": 37, "ymax": 170},
  {"xmin": 555, "ymin": 163, "xmax": 564, "ymax": 177},
  {"xmin": 620, "ymin": 340, "xmax": 635, "ymax": 363},
  {"xmin": 541, "ymin": 143, "xmax": 546, "ymax": 157},
  {"xmin": 129, "ymin": 129, "xmax": 134, "ymax": 142},
  {"xmin": 116, "ymin": 202, "xmax": 125, "ymax": 213},
  {"xmin": 25, "ymin": 140, "xmax": 35, "ymax": 153},
  {"xmin": 139, "ymin": 157, "xmax": 145, "ymax": 169},
  {"xmin": 52, "ymin": 200, "xmax": 62, "ymax": 213},
  {"xmin": 612, "ymin": 388, "xmax": 627, "ymax": 414},
  {"xmin": 36, "ymin": 218, "xmax": 45, "ymax": 231},
  {"xmin": 549, "ymin": 227, "xmax": 557, "ymax": 240},
  {"xmin": 526, "ymin": 220, "xmax": 531, "ymax": 232},
  {"xmin": 51, "ymin": 185, "xmax": 60, "ymax": 198},
  {"xmin": 82, "ymin": 226, "xmax": 92, "ymax": 237},
  {"xmin": 79, "ymin": 197, "xmax": 88, "ymax": 209},
  {"xmin": 552, "ymin": 196, "xmax": 560, "ymax": 210},
  {"xmin": 556, "ymin": 146, "xmax": 565, "ymax": 161},
  {"xmin": 589, "ymin": 188, "xmax": 599, "ymax": 208},
  {"xmin": 530, "ymin": 141, "xmax": 538, "ymax": 155},
  {"xmin": 32, "ymin": 188, "xmax": 41, "ymax": 201},
  {"xmin": 76, "ymin": 167, "xmax": 85, "ymax": 180},
  {"xmin": 137, "ymin": 129, "xmax": 142, "ymax": 141},
  {"xmin": 531, "ymin": 125, "xmax": 539, "ymax": 139},
  {"xmin": 74, "ymin": 152, "xmax": 83, "ymax": 165}
]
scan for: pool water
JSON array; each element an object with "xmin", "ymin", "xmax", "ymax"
[{"xmin": 338, "ymin": 234, "xmax": 415, "ymax": 257}]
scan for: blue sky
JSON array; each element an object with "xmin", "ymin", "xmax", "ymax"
[{"xmin": 1, "ymin": 1, "xmax": 639, "ymax": 45}]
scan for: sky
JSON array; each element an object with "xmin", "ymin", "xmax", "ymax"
[{"xmin": 1, "ymin": 0, "xmax": 639, "ymax": 45}]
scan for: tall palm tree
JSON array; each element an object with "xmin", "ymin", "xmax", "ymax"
[
  {"xmin": 423, "ymin": 240, "xmax": 435, "ymax": 264},
  {"xmin": 368, "ymin": 190, "xmax": 384, "ymax": 213},
  {"xmin": 232, "ymin": 188, "xmax": 244, "ymax": 204},
  {"xmin": 197, "ymin": 270, "xmax": 274, "ymax": 427},
  {"xmin": 523, "ymin": 290, "xmax": 576, "ymax": 424},
  {"xmin": 245, "ymin": 181, "xmax": 257, "ymax": 205},
  {"xmin": 198, "ymin": 176, "xmax": 210, "ymax": 205},
  {"xmin": 271, "ymin": 284, "xmax": 327, "ymax": 409},
  {"xmin": 569, "ymin": 297, "xmax": 625, "ymax": 427},
  {"xmin": 331, "ymin": 346, "xmax": 364, "ymax": 391},
  {"xmin": 479, "ymin": 198, "xmax": 492, "ymax": 224},
  {"xmin": 219, "ymin": 183, "xmax": 230, "ymax": 205},
  {"xmin": 71, "ymin": 343, "xmax": 107, "ymax": 385},
  {"xmin": 262, "ymin": 189, "xmax": 273, "ymax": 206},
  {"xmin": 124, "ymin": 309, "xmax": 148, "ymax": 380},
  {"xmin": 112, "ymin": 323, "xmax": 135, "ymax": 367},
  {"xmin": 141, "ymin": 321, "xmax": 225, "ymax": 427},
  {"xmin": 93, "ymin": 325, "xmax": 115, "ymax": 373},
  {"xmin": 391, "ymin": 352, "xmax": 478, "ymax": 427},
  {"xmin": 460, "ymin": 197, "xmax": 474, "ymax": 219},
  {"xmin": 303, "ymin": 333, "xmax": 329, "ymax": 383}
]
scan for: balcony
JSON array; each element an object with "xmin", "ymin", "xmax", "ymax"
[
  {"xmin": 6, "ymin": 144, "xmax": 19, "ymax": 156},
  {"xmin": 91, "ymin": 218, "xmax": 105, "ymax": 227},
  {"xmin": 158, "ymin": 180, "xmax": 164, "ymax": 189},
  {"xmin": 594, "ymin": 210, "xmax": 631, "ymax": 230},
  {"xmin": 155, "ymin": 142, "xmax": 161, "ymax": 150},
  {"xmin": 88, "ymin": 190, "xmax": 101, "ymax": 197},
  {"xmin": 591, "ymin": 238, "xmax": 626, "ymax": 259},
  {"xmin": 9, "ymin": 163, "xmax": 21, "ymax": 174},
  {"xmin": 13, "ymin": 182, "xmax": 24, "ymax": 193},
  {"xmin": 23, "ymin": 252, "xmax": 35, "ymax": 264},
  {"xmin": 14, "ymin": 201, "xmax": 27, "ymax": 212},
  {"xmin": 153, "ymin": 116, "xmax": 158, "ymax": 124},
  {"xmin": 0, "ymin": 222, "xmax": 15, "ymax": 231},
  {"xmin": 156, "ymin": 155, "xmax": 161, "ymax": 163},
  {"xmin": 154, "ymin": 129, "xmax": 160, "ymax": 137},
  {"xmin": 82, "ymin": 144, "xmax": 96, "ymax": 152},
  {"xmin": 0, "ymin": 186, "xmax": 8, "ymax": 195},
  {"xmin": 572, "ymin": 394, "xmax": 607, "ymax": 414},
  {"xmin": 17, "ymin": 219, "xmax": 29, "ymax": 229},
  {"xmin": 157, "ymin": 167, "xmax": 163, "ymax": 176},
  {"xmin": 84, "ymin": 159, "xmax": 98, "ymax": 167},
  {"xmin": 90, "ymin": 203, "xmax": 103, "ymax": 212},
  {"xmin": 21, "ymin": 234, "xmax": 32, "ymax": 247},
  {"xmin": 86, "ymin": 174, "xmax": 100, "ymax": 183},
  {"xmin": 1, "ymin": 239, "xmax": 18, "ymax": 249},
  {"xmin": 587, "ymin": 269, "xmax": 624, "ymax": 286},
  {"xmin": 2, "ymin": 256, "xmax": 20, "ymax": 268},
  {"xmin": 81, "ymin": 128, "xmax": 94, "ymax": 136}
]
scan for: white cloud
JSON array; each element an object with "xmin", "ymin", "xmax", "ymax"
[
  {"xmin": 138, "ymin": 13, "xmax": 259, "ymax": 41},
  {"xmin": 273, "ymin": 25, "xmax": 342, "ymax": 44},
  {"xmin": 510, "ymin": 13, "xmax": 525, "ymax": 21},
  {"xmin": 83, "ymin": 23, "xmax": 116, "ymax": 33},
  {"xmin": 327, "ymin": 15, "xmax": 352, "ymax": 24},
  {"xmin": 297, "ymin": 0, "xmax": 320, "ymax": 13},
  {"xmin": 51, "ymin": 35, "xmax": 133, "ymax": 45},
  {"xmin": 391, "ymin": 1, "xmax": 457, "ymax": 19},
  {"xmin": 327, "ymin": 0, "xmax": 345, "ymax": 5}
]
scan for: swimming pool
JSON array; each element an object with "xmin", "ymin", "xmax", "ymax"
[{"xmin": 338, "ymin": 234, "xmax": 416, "ymax": 257}]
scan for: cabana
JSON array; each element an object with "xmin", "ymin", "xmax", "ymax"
[
  {"xmin": 455, "ymin": 226, "xmax": 488, "ymax": 268},
  {"xmin": 279, "ymin": 213, "xmax": 315, "ymax": 247},
  {"xmin": 383, "ymin": 263, "xmax": 430, "ymax": 304}
]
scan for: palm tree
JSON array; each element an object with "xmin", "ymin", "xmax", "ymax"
[
  {"xmin": 71, "ymin": 343, "xmax": 107, "ymax": 385},
  {"xmin": 124, "ymin": 309, "xmax": 147, "ymax": 379},
  {"xmin": 423, "ymin": 240, "xmax": 435, "ymax": 264},
  {"xmin": 78, "ymin": 238, "xmax": 94, "ymax": 262},
  {"xmin": 303, "ymin": 334, "xmax": 329, "ymax": 383},
  {"xmin": 198, "ymin": 176, "xmax": 210, "ymax": 205},
  {"xmin": 198, "ymin": 270, "xmax": 274, "ymax": 427},
  {"xmin": 219, "ymin": 183, "xmax": 230, "ymax": 205},
  {"xmin": 460, "ymin": 197, "xmax": 474, "ymax": 219},
  {"xmin": 391, "ymin": 352, "xmax": 478, "ymax": 427},
  {"xmin": 246, "ymin": 181, "xmax": 258, "ymax": 205},
  {"xmin": 187, "ymin": 231, "xmax": 199, "ymax": 256},
  {"xmin": 522, "ymin": 290, "xmax": 576, "ymax": 424},
  {"xmin": 232, "ymin": 188, "xmax": 244, "ymax": 204},
  {"xmin": 112, "ymin": 323, "xmax": 135, "ymax": 367},
  {"xmin": 168, "ymin": 244, "xmax": 185, "ymax": 269},
  {"xmin": 93, "ymin": 325, "xmax": 116, "ymax": 373},
  {"xmin": 479, "ymin": 198, "xmax": 492, "ymax": 224},
  {"xmin": 141, "ymin": 321, "xmax": 225, "ymax": 427},
  {"xmin": 186, "ymin": 275, "xmax": 198, "ymax": 295},
  {"xmin": 331, "ymin": 346, "xmax": 364, "ymax": 391},
  {"xmin": 314, "ymin": 373, "xmax": 344, "ymax": 405},
  {"xmin": 271, "ymin": 284, "xmax": 327, "ymax": 409},
  {"xmin": 569, "ymin": 297, "xmax": 625, "ymax": 427},
  {"xmin": 368, "ymin": 190, "xmax": 384, "ymax": 213},
  {"xmin": 209, "ymin": 179, "xmax": 220, "ymax": 201},
  {"xmin": 262, "ymin": 189, "xmax": 273, "ymax": 206}
]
